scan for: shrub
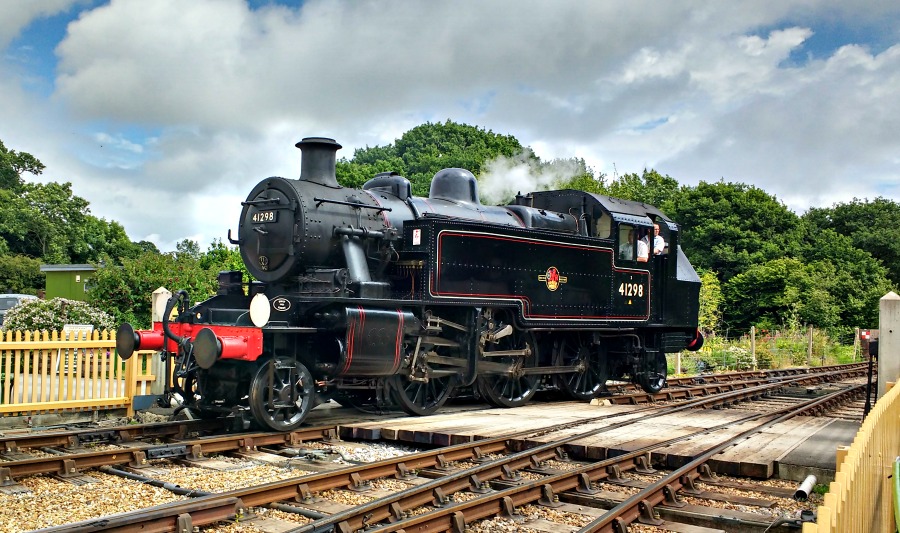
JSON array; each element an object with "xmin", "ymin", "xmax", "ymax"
[{"xmin": 1, "ymin": 297, "xmax": 115, "ymax": 332}]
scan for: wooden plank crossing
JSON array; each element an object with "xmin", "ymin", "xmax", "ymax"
[
  {"xmin": 710, "ymin": 416, "xmax": 835, "ymax": 478},
  {"xmin": 327, "ymin": 398, "xmax": 861, "ymax": 481}
]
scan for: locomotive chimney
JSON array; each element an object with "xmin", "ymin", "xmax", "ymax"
[{"xmin": 295, "ymin": 137, "xmax": 342, "ymax": 188}]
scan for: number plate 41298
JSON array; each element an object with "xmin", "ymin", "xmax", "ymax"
[
  {"xmin": 252, "ymin": 210, "xmax": 278, "ymax": 223},
  {"xmin": 618, "ymin": 282, "xmax": 644, "ymax": 297}
]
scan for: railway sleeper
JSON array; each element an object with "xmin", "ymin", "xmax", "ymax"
[{"xmin": 0, "ymin": 467, "xmax": 29, "ymax": 494}]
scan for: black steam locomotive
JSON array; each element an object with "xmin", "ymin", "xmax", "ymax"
[{"xmin": 117, "ymin": 137, "xmax": 703, "ymax": 431}]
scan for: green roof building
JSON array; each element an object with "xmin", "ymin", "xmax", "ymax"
[{"xmin": 39, "ymin": 264, "xmax": 97, "ymax": 301}]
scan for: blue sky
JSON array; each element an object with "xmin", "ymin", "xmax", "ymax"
[{"xmin": 2, "ymin": 1, "xmax": 900, "ymax": 251}]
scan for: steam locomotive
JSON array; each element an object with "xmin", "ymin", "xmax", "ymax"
[{"xmin": 117, "ymin": 137, "xmax": 703, "ymax": 431}]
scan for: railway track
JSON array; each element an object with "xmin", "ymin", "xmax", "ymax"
[
  {"xmin": 19, "ymin": 364, "xmax": 866, "ymax": 533},
  {"xmin": 0, "ymin": 363, "xmax": 865, "ymax": 454}
]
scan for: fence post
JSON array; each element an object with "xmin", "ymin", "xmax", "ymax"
[
  {"xmin": 878, "ymin": 292, "xmax": 900, "ymax": 400},
  {"xmin": 807, "ymin": 326, "xmax": 813, "ymax": 366},
  {"xmin": 750, "ymin": 326, "xmax": 756, "ymax": 370}
]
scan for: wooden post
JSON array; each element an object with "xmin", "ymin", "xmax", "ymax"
[
  {"xmin": 750, "ymin": 326, "xmax": 756, "ymax": 370},
  {"xmin": 879, "ymin": 292, "xmax": 900, "ymax": 400},
  {"xmin": 807, "ymin": 326, "xmax": 813, "ymax": 366},
  {"xmin": 836, "ymin": 445, "xmax": 849, "ymax": 469},
  {"xmin": 854, "ymin": 327, "xmax": 860, "ymax": 362},
  {"xmin": 675, "ymin": 353, "xmax": 681, "ymax": 375},
  {"xmin": 149, "ymin": 287, "xmax": 172, "ymax": 396}
]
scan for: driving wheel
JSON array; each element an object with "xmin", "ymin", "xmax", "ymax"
[
  {"xmin": 556, "ymin": 334, "xmax": 608, "ymax": 401},
  {"xmin": 475, "ymin": 311, "xmax": 540, "ymax": 408},
  {"xmin": 390, "ymin": 374, "xmax": 456, "ymax": 416}
]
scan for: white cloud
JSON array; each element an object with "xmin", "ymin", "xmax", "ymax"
[
  {"xmin": 0, "ymin": 0, "xmax": 80, "ymax": 49},
  {"xmin": 0, "ymin": 0, "xmax": 898, "ymax": 250}
]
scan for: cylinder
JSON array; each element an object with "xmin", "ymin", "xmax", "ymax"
[
  {"xmin": 336, "ymin": 307, "xmax": 420, "ymax": 376},
  {"xmin": 793, "ymin": 474, "xmax": 817, "ymax": 501}
]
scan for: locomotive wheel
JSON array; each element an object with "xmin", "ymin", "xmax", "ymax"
[
  {"xmin": 476, "ymin": 317, "xmax": 540, "ymax": 408},
  {"xmin": 334, "ymin": 389, "xmax": 393, "ymax": 414},
  {"xmin": 555, "ymin": 335, "xmax": 608, "ymax": 401},
  {"xmin": 248, "ymin": 357, "xmax": 314, "ymax": 431},
  {"xmin": 636, "ymin": 351, "xmax": 668, "ymax": 394},
  {"xmin": 389, "ymin": 375, "xmax": 456, "ymax": 416}
]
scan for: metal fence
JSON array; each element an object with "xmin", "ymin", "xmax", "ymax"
[
  {"xmin": 0, "ymin": 329, "xmax": 157, "ymax": 417},
  {"xmin": 672, "ymin": 327, "xmax": 859, "ymax": 375}
]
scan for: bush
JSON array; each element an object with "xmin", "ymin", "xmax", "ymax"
[{"xmin": 1, "ymin": 297, "xmax": 115, "ymax": 332}]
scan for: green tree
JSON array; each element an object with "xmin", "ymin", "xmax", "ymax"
[
  {"xmin": 0, "ymin": 139, "xmax": 44, "ymax": 192},
  {"xmin": 0, "ymin": 254, "xmax": 44, "ymax": 293},
  {"xmin": 794, "ymin": 219, "xmax": 893, "ymax": 328},
  {"xmin": 22, "ymin": 181, "xmax": 90, "ymax": 262},
  {"xmin": 804, "ymin": 198, "xmax": 900, "ymax": 287},
  {"xmin": 561, "ymin": 173, "xmax": 606, "ymax": 195},
  {"xmin": 175, "ymin": 239, "xmax": 201, "ymax": 261},
  {"xmin": 697, "ymin": 269, "xmax": 723, "ymax": 335},
  {"xmin": 667, "ymin": 181, "xmax": 799, "ymax": 281},
  {"xmin": 88, "ymin": 249, "xmax": 218, "ymax": 327},
  {"xmin": 88, "ymin": 240, "xmax": 247, "ymax": 327},
  {"xmin": 336, "ymin": 120, "xmax": 524, "ymax": 196},
  {"xmin": 76, "ymin": 216, "xmax": 142, "ymax": 264},
  {"xmin": 723, "ymin": 258, "xmax": 841, "ymax": 332},
  {"xmin": 0, "ymin": 138, "xmax": 145, "ymax": 267},
  {"xmin": 199, "ymin": 239, "xmax": 249, "ymax": 278},
  {"xmin": 136, "ymin": 240, "xmax": 161, "ymax": 255},
  {"xmin": 607, "ymin": 169, "xmax": 681, "ymax": 209}
]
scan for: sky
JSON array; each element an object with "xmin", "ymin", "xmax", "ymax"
[{"xmin": 2, "ymin": 0, "xmax": 900, "ymax": 252}]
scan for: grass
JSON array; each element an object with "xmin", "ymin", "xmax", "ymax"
[{"xmin": 669, "ymin": 327, "xmax": 864, "ymax": 376}]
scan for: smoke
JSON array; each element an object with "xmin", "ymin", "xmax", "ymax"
[{"xmin": 478, "ymin": 149, "xmax": 589, "ymax": 205}]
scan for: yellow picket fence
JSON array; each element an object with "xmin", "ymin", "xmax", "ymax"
[
  {"xmin": 803, "ymin": 380, "xmax": 900, "ymax": 533},
  {"xmin": 0, "ymin": 329, "xmax": 157, "ymax": 417}
]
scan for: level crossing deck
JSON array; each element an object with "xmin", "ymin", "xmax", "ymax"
[{"xmin": 313, "ymin": 390, "xmax": 863, "ymax": 484}]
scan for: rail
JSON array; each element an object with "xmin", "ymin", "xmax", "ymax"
[
  {"xmin": 0, "ymin": 329, "xmax": 157, "ymax": 418},
  {"xmin": 804, "ymin": 380, "xmax": 900, "ymax": 533}
]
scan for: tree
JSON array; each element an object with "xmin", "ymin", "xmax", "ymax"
[
  {"xmin": 136, "ymin": 240, "xmax": 161, "ymax": 255},
  {"xmin": 697, "ymin": 269, "xmax": 723, "ymax": 335},
  {"xmin": 0, "ymin": 139, "xmax": 44, "ymax": 192},
  {"xmin": 723, "ymin": 258, "xmax": 841, "ymax": 332},
  {"xmin": 0, "ymin": 254, "xmax": 43, "ymax": 293},
  {"xmin": 607, "ymin": 169, "xmax": 681, "ymax": 209},
  {"xmin": 175, "ymin": 239, "xmax": 201, "ymax": 261},
  {"xmin": 336, "ymin": 120, "xmax": 524, "ymax": 196},
  {"xmin": 76, "ymin": 216, "xmax": 142, "ymax": 264},
  {"xmin": 667, "ymin": 181, "xmax": 799, "ymax": 281},
  {"xmin": 88, "ymin": 241, "xmax": 237, "ymax": 327},
  {"xmin": 804, "ymin": 198, "xmax": 900, "ymax": 287},
  {"xmin": 0, "ymin": 181, "xmax": 94, "ymax": 262},
  {"xmin": 199, "ymin": 239, "xmax": 248, "ymax": 278},
  {"xmin": 794, "ymin": 219, "xmax": 893, "ymax": 328}
]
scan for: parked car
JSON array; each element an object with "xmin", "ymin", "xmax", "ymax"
[{"xmin": 0, "ymin": 294, "xmax": 38, "ymax": 326}]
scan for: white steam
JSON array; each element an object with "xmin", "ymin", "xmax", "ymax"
[{"xmin": 478, "ymin": 149, "xmax": 590, "ymax": 205}]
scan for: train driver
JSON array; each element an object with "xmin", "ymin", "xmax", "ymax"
[
  {"xmin": 644, "ymin": 223, "xmax": 666, "ymax": 255},
  {"xmin": 619, "ymin": 229, "xmax": 649, "ymax": 262}
]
